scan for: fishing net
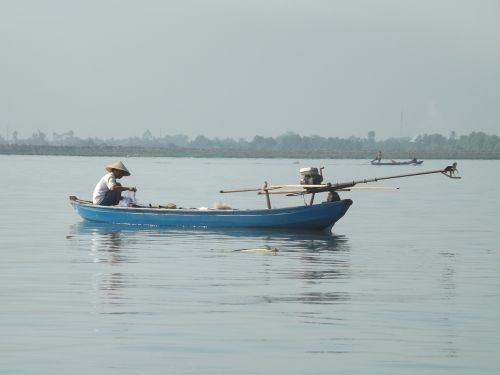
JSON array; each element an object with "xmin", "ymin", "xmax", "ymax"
[{"xmin": 118, "ymin": 191, "xmax": 137, "ymax": 207}]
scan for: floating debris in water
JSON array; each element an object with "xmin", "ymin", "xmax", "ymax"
[{"xmin": 234, "ymin": 246, "xmax": 278, "ymax": 254}]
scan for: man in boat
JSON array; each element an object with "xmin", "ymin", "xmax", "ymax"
[
  {"xmin": 92, "ymin": 161, "xmax": 137, "ymax": 205},
  {"xmin": 373, "ymin": 151, "xmax": 382, "ymax": 163}
]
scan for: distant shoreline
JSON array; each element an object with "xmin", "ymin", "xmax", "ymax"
[{"xmin": 1, "ymin": 144, "xmax": 498, "ymax": 159}]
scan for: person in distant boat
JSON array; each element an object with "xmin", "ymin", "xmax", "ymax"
[
  {"xmin": 92, "ymin": 161, "xmax": 137, "ymax": 205},
  {"xmin": 373, "ymin": 151, "xmax": 382, "ymax": 163}
]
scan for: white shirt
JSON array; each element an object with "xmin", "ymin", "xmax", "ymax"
[{"xmin": 92, "ymin": 173, "xmax": 117, "ymax": 204}]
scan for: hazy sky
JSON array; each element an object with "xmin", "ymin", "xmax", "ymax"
[{"xmin": 1, "ymin": 0, "xmax": 499, "ymax": 141}]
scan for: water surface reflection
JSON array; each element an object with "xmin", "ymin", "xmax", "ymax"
[
  {"xmin": 69, "ymin": 221, "xmax": 351, "ymax": 255},
  {"xmin": 67, "ymin": 221, "xmax": 352, "ymax": 310}
]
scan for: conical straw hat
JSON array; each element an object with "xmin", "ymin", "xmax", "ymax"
[{"xmin": 105, "ymin": 161, "xmax": 131, "ymax": 176}]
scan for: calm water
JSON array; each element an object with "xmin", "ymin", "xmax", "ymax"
[{"xmin": 1, "ymin": 155, "xmax": 499, "ymax": 374}]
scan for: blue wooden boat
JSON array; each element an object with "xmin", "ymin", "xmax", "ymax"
[
  {"xmin": 70, "ymin": 163, "xmax": 459, "ymax": 232},
  {"xmin": 69, "ymin": 197, "xmax": 353, "ymax": 232}
]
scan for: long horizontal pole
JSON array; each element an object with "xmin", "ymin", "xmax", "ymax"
[
  {"xmin": 336, "ymin": 168, "xmax": 451, "ymax": 188},
  {"xmin": 257, "ymin": 186, "xmax": 400, "ymax": 195},
  {"xmin": 220, "ymin": 164, "xmax": 459, "ymax": 195},
  {"xmin": 220, "ymin": 186, "xmax": 282, "ymax": 194},
  {"xmin": 305, "ymin": 165, "xmax": 459, "ymax": 194}
]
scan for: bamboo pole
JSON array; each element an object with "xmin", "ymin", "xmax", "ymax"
[{"xmin": 220, "ymin": 164, "xmax": 460, "ymax": 199}]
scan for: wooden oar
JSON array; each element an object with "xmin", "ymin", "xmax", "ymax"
[
  {"xmin": 257, "ymin": 189, "xmax": 307, "ymax": 195},
  {"xmin": 220, "ymin": 186, "xmax": 282, "ymax": 193},
  {"xmin": 269, "ymin": 184, "xmax": 328, "ymax": 188},
  {"xmin": 258, "ymin": 186, "xmax": 400, "ymax": 195},
  {"xmin": 338, "ymin": 186, "xmax": 400, "ymax": 191}
]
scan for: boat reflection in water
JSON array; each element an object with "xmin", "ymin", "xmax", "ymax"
[
  {"xmin": 68, "ymin": 221, "xmax": 352, "ymax": 307},
  {"xmin": 69, "ymin": 220, "xmax": 350, "ymax": 255},
  {"xmin": 69, "ymin": 222, "xmax": 139, "ymax": 264}
]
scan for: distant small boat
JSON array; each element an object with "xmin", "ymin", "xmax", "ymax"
[{"xmin": 371, "ymin": 159, "xmax": 423, "ymax": 166}]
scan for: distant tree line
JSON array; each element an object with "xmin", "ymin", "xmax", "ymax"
[{"xmin": 1, "ymin": 130, "xmax": 499, "ymax": 158}]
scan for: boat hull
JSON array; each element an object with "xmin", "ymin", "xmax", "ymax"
[{"xmin": 70, "ymin": 199, "xmax": 353, "ymax": 231}]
